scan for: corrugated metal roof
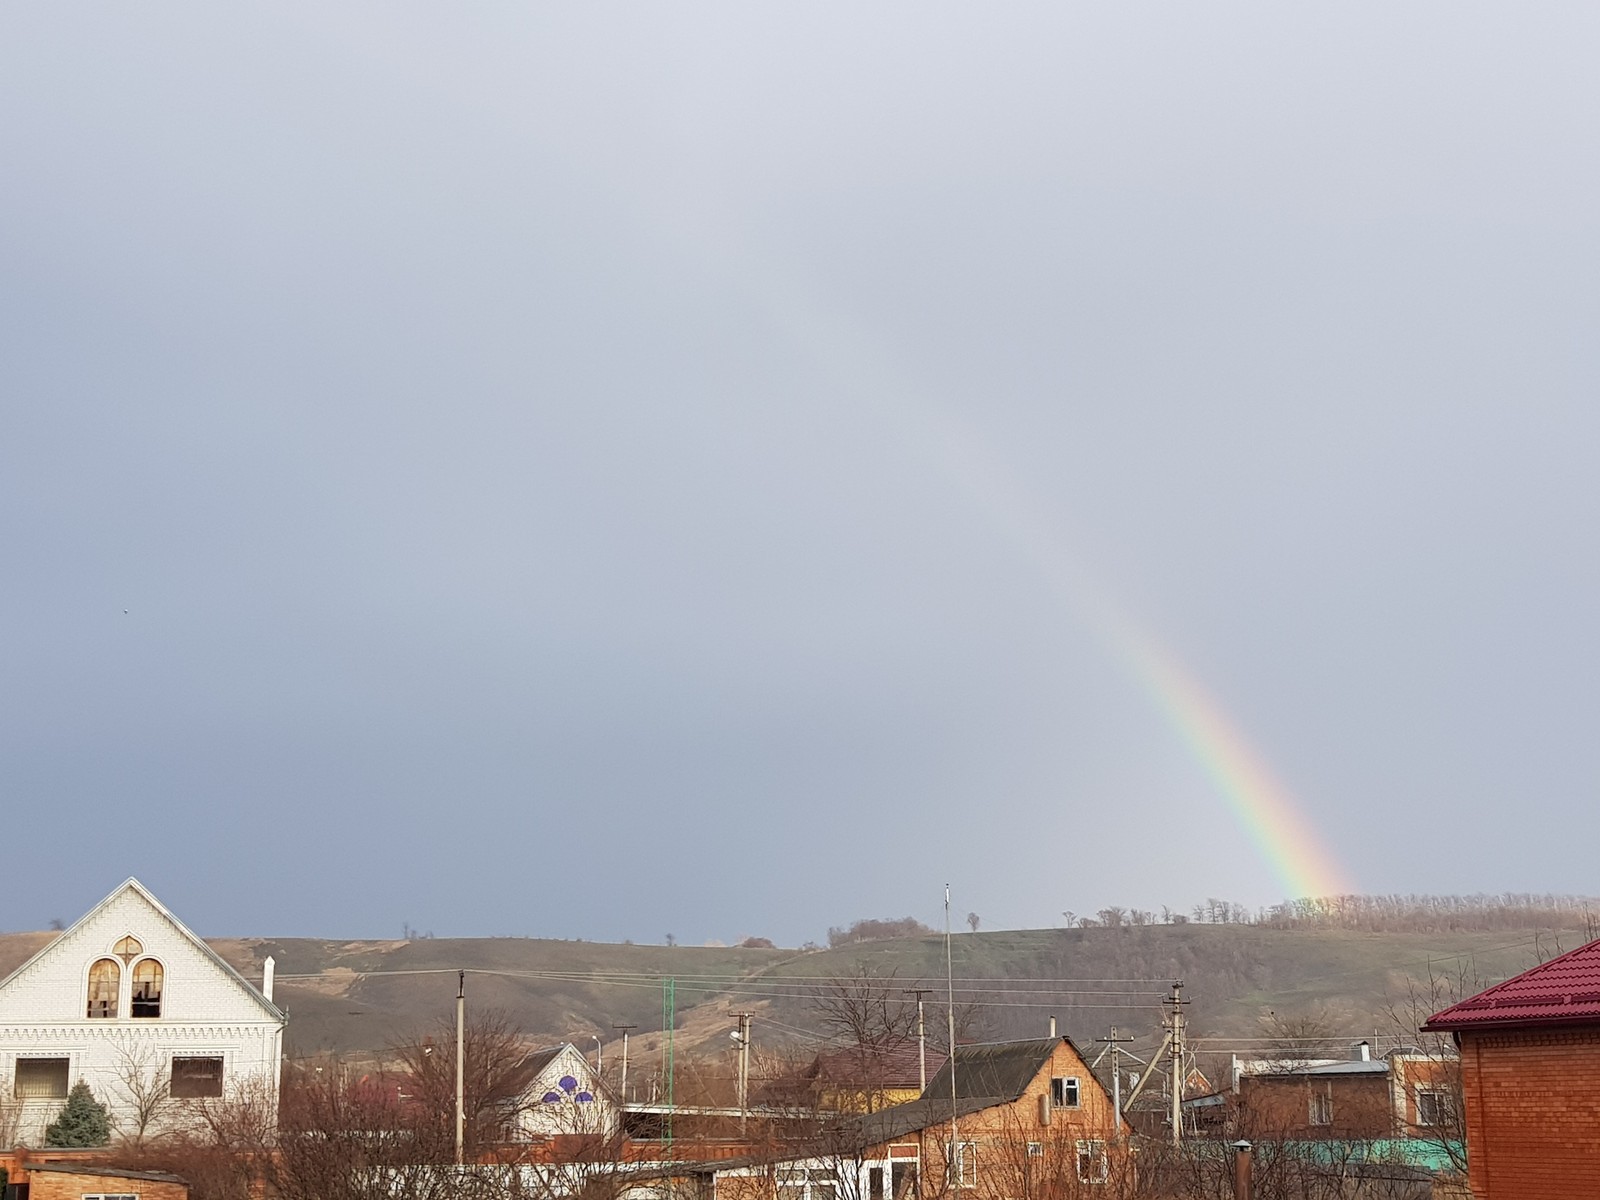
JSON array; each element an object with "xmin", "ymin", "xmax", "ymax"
[
  {"xmin": 1424, "ymin": 936, "xmax": 1600, "ymax": 1032},
  {"xmin": 841, "ymin": 1095, "xmax": 1008, "ymax": 1146},
  {"xmin": 1243, "ymin": 1060, "xmax": 1389, "ymax": 1077},
  {"xmin": 922, "ymin": 1037, "xmax": 1061, "ymax": 1103}
]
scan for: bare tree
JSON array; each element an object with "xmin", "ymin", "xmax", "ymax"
[
  {"xmin": 0, "ymin": 1093, "xmax": 21, "ymax": 1152},
  {"xmin": 1381, "ymin": 962, "xmax": 1475, "ymax": 1178},
  {"xmin": 1256, "ymin": 1008, "xmax": 1341, "ymax": 1065},
  {"xmin": 110, "ymin": 1039, "xmax": 176, "ymax": 1146},
  {"xmin": 812, "ymin": 965, "xmax": 918, "ymax": 1048},
  {"xmin": 391, "ymin": 1008, "xmax": 544, "ymax": 1155}
]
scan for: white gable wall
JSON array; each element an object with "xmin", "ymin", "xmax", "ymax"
[
  {"xmin": 517, "ymin": 1044, "xmax": 617, "ymax": 1139},
  {"xmin": 0, "ymin": 881, "xmax": 285, "ymax": 1148}
]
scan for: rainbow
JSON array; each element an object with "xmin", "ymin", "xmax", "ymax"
[
  {"xmin": 1109, "ymin": 620, "xmax": 1353, "ymax": 900},
  {"xmin": 611, "ymin": 233, "xmax": 1354, "ymax": 901},
  {"xmin": 896, "ymin": 407, "xmax": 1354, "ymax": 900}
]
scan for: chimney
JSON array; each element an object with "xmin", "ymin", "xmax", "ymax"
[
  {"xmin": 1048, "ymin": 1015, "xmax": 1057, "ymax": 1038},
  {"xmin": 1353, "ymin": 1040, "xmax": 1370, "ymax": 1062},
  {"xmin": 263, "ymin": 955, "xmax": 276, "ymax": 1003}
]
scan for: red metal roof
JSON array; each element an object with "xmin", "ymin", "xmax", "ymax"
[{"xmin": 1423, "ymin": 937, "xmax": 1600, "ymax": 1032}]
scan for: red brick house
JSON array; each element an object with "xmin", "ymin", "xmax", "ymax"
[{"xmin": 1424, "ymin": 937, "xmax": 1600, "ymax": 1199}]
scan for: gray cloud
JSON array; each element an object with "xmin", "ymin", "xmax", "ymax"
[{"xmin": 3, "ymin": 3, "xmax": 1596, "ymax": 942}]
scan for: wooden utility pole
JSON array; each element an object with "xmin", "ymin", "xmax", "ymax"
[{"xmin": 903, "ymin": 988, "xmax": 934, "ymax": 1092}]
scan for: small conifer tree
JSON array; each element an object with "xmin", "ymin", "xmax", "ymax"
[{"xmin": 44, "ymin": 1080, "xmax": 112, "ymax": 1147}]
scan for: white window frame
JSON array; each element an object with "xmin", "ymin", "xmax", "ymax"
[
  {"xmin": 14, "ymin": 1055, "xmax": 72, "ymax": 1100},
  {"xmin": 1051, "ymin": 1076, "xmax": 1081, "ymax": 1109},
  {"xmin": 1075, "ymin": 1139, "xmax": 1109, "ymax": 1184},
  {"xmin": 170, "ymin": 1053, "xmax": 227, "ymax": 1099},
  {"xmin": 951, "ymin": 1141, "xmax": 977, "ymax": 1187},
  {"xmin": 1309, "ymin": 1086, "xmax": 1333, "ymax": 1126}
]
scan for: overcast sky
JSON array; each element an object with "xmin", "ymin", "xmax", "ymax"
[{"xmin": 3, "ymin": 4, "xmax": 1597, "ymax": 945}]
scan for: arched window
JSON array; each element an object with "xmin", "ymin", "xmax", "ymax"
[
  {"xmin": 113, "ymin": 935, "xmax": 143, "ymax": 964},
  {"xmin": 131, "ymin": 958, "xmax": 163, "ymax": 1018},
  {"xmin": 87, "ymin": 958, "xmax": 120, "ymax": 1018}
]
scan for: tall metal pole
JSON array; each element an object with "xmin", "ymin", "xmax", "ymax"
[
  {"xmin": 945, "ymin": 885, "xmax": 961, "ymax": 1196},
  {"xmin": 455, "ymin": 970, "xmax": 466, "ymax": 1166}
]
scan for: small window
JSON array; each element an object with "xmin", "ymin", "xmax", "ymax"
[
  {"xmin": 171, "ymin": 1055, "xmax": 224, "ymax": 1099},
  {"xmin": 951, "ymin": 1142, "xmax": 977, "ymax": 1187},
  {"xmin": 1309, "ymin": 1087, "xmax": 1333, "ymax": 1126},
  {"xmin": 131, "ymin": 959, "xmax": 163, "ymax": 1018},
  {"xmin": 1051, "ymin": 1076, "xmax": 1080, "ymax": 1108},
  {"xmin": 15, "ymin": 1057, "xmax": 70, "ymax": 1099},
  {"xmin": 868, "ymin": 1166, "xmax": 884, "ymax": 1200},
  {"xmin": 1416, "ymin": 1089, "xmax": 1453, "ymax": 1127},
  {"xmin": 88, "ymin": 958, "xmax": 120, "ymax": 1019},
  {"xmin": 1026, "ymin": 1142, "xmax": 1043, "ymax": 1158},
  {"xmin": 1075, "ymin": 1139, "xmax": 1108, "ymax": 1184},
  {"xmin": 113, "ymin": 935, "xmax": 143, "ymax": 963}
]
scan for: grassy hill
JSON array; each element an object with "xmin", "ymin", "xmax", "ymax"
[{"xmin": 4, "ymin": 918, "xmax": 1588, "ymax": 1076}]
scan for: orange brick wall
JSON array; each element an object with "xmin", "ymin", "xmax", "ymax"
[
  {"xmin": 21, "ymin": 1169, "xmax": 188, "ymax": 1200},
  {"xmin": 1459, "ymin": 1025, "xmax": 1600, "ymax": 1199}
]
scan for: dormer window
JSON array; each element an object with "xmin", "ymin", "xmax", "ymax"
[
  {"xmin": 131, "ymin": 959, "xmax": 163, "ymax": 1018},
  {"xmin": 87, "ymin": 958, "xmax": 120, "ymax": 1018}
]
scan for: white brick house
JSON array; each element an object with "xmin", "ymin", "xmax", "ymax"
[
  {"xmin": 0, "ymin": 878, "xmax": 286, "ymax": 1147},
  {"xmin": 512, "ymin": 1042, "xmax": 618, "ymax": 1139}
]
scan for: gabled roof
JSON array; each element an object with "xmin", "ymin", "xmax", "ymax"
[
  {"xmin": 1424, "ymin": 936, "xmax": 1600, "ymax": 1032},
  {"xmin": 811, "ymin": 1038, "xmax": 943, "ymax": 1092},
  {"xmin": 0, "ymin": 877, "xmax": 286, "ymax": 1024},
  {"xmin": 518, "ymin": 1045, "xmax": 573, "ymax": 1078},
  {"xmin": 922, "ymin": 1037, "xmax": 1065, "ymax": 1104}
]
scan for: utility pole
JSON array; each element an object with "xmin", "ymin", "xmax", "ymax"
[
  {"xmin": 1166, "ymin": 981, "xmax": 1188, "ymax": 1147},
  {"xmin": 1096, "ymin": 1027, "xmax": 1134, "ymax": 1132},
  {"xmin": 455, "ymin": 970, "xmax": 466, "ymax": 1167},
  {"xmin": 730, "ymin": 1011, "xmax": 753, "ymax": 1137},
  {"xmin": 903, "ymin": 989, "xmax": 933, "ymax": 1093},
  {"xmin": 613, "ymin": 1023, "xmax": 637, "ymax": 1103}
]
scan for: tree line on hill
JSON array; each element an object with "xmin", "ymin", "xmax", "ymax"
[
  {"xmin": 824, "ymin": 895, "xmax": 1598, "ymax": 949},
  {"xmin": 1057, "ymin": 893, "xmax": 1599, "ymax": 936}
]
